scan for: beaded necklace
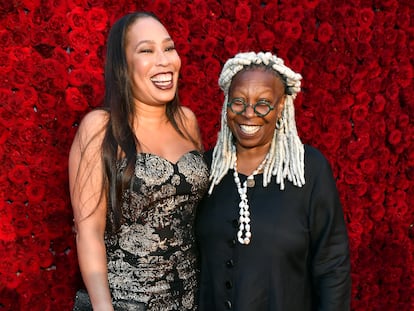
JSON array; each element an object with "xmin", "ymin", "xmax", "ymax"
[{"xmin": 233, "ymin": 153, "xmax": 269, "ymax": 245}]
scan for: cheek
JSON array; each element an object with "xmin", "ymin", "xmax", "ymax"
[
  {"xmin": 226, "ymin": 109, "xmax": 236, "ymax": 124},
  {"xmin": 171, "ymin": 53, "xmax": 181, "ymax": 70}
]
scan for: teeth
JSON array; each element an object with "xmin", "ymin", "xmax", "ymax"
[
  {"xmin": 240, "ymin": 125, "xmax": 261, "ymax": 134},
  {"xmin": 151, "ymin": 73, "xmax": 172, "ymax": 83}
]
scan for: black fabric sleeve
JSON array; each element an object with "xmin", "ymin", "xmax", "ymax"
[{"xmin": 308, "ymin": 148, "xmax": 351, "ymax": 311}]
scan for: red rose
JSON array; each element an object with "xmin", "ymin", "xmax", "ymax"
[
  {"xmin": 203, "ymin": 57, "xmax": 221, "ymax": 82},
  {"xmin": 274, "ymin": 21, "xmax": 300, "ymax": 41},
  {"xmin": 366, "ymin": 77, "xmax": 382, "ymax": 93},
  {"xmin": 202, "ymin": 20, "xmax": 220, "ymax": 39},
  {"xmin": 369, "ymin": 204, "xmax": 386, "ymax": 222},
  {"xmin": 397, "ymin": 113, "xmax": 409, "ymax": 129},
  {"xmin": 235, "ymin": 3, "xmax": 251, "ymax": 23},
  {"xmin": 317, "ymin": 22, "xmax": 333, "ymax": 43},
  {"xmin": 290, "ymin": 23, "xmax": 303, "ymax": 40},
  {"xmin": 303, "ymin": 0, "xmax": 320, "ymax": 8},
  {"xmin": 68, "ymin": 28, "xmax": 90, "ymax": 53},
  {"xmin": 239, "ymin": 37, "xmax": 256, "ymax": 54},
  {"xmin": 257, "ymin": 29, "xmax": 275, "ymax": 51},
  {"xmin": 13, "ymin": 216, "xmax": 33, "ymax": 237},
  {"xmin": 216, "ymin": 19, "xmax": 232, "ymax": 40},
  {"xmin": 8, "ymin": 164, "xmax": 30, "ymax": 184},
  {"xmin": 88, "ymin": 31, "xmax": 105, "ymax": 53},
  {"xmin": 319, "ymin": 131, "xmax": 341, "ymax": 155},
  {"xmin": 189, "ymin": 38, "xmax": 205, "ymax": 58},
  {"xmin": 396, "ymin": 6, "xmax": 410, "ymax": 28},
  {"xmin": 290, "ymin": 55, "xmax": 304, "ymax": 72},
  {"xmin": 349, "ymin": 73, "xmax": 365, "ymax": 93},
  {"xmin": 223, "ymin": 35, "xmax": 239, "ymax": 56},
  {"xmin": 65, "ymin": 87, "xmax": 88, "ymax": 112},
  {"xmin": 37, "ymin": 92, "xmax": 57, "ymax": 110},
  {"xmin": 0, "ymin": 220, "xmax": 16, "ymax": 241},
  {"xmin": 151, "ymin": 0, "xmax": 171, "ymax": 20},
  {"xmin": 358, "ymin": 8, "xmax": 375, "ymax": 28},
  {"xmin": 280, "ymin": 6, "xmax": 304, "ymax": 22},
  {"xmin": 174, "ymin": 36, "xmax": 190, "ymax": 57},
  {"xmin": 383, "ymin": 27, "xmax": 398, "ymax": 46},
  {"xmin": 181, "ymin": 64, "xmax": 202, "ymax": 85},
  {"xmin": 360, "ymin": 158, "xmax": 378, "ymax": 175},
  {"xmin": 355, "ymin": 42, "xmax": 372, "ymax": 59},
  {"xmin": 347, "ymin": 221, "xmax": 363, "ymax": 246},
  {"xmin": 0, "ymin": 29, "xmax": 13, "ymax": 50},
  {"xmin": 343, "ymin": 5, "xmax": 358, "ymax": 26},
  {"xmin": 314, "ymin": 1, "xmax": 330, "ymax": 22},
  {"xmin": 387, "ymin": 129, "xmax": 402, "ymax": 145},
  {"xmin": 232, "ymin": 20, "xmax": 249, "ymax": 42},
  {"xmin": 68, "ymin": 68, "xmax": 91, "ymax": 87},
  {"xmin": 86, "ymin": 7, "xmax": 108, "ymax": 32},
  {"xmin": 67, "ymin": 6, "xmax": 87, "ymax": 29},
  {"xmin": 25, "ymin": 183, "xmax": 46, "ymax": 204},
  {"xmin": 371, "ymin": 94, "xmax": 386, "ymax": 113},
  {"xmin": 393, "ymin": 63, "xmax": 413, "ymax": 88},
  {"xmin": 351, "ymin": 104, "xmax": 369, "ymax": 123},
  {"xmin": 263, "ymin": 4, "xmax": 279, "ymax": 26},
  {"xmin": 334, "ymin": 64, "xmax": 349, "ymax": 80}
]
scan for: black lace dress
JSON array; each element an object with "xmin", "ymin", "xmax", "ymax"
[{"xmin": 105, "ymin": 150, "xmax": 209, "ymax": 310}]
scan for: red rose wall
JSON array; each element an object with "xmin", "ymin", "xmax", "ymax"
[{"xmin": 1, "ymin": 0, "xmax": 413, "ymax": 310}]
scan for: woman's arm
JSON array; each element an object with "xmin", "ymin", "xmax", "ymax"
[
  {"xmin": 309, "ymin": 150, "xmax": 351, "ymax": 311},
  {"xmin": 69, "ymin": 110, "xmax": 114, "ymax": 311}
]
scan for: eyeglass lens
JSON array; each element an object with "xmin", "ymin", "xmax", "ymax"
[{"xmin": 228, "ymin": 98, "xmax": 274, "ymax": 117}]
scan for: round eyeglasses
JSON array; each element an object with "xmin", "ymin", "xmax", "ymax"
[{"xmin": 227, "ymin": 98, "xmax": 275, "ymax": 117}]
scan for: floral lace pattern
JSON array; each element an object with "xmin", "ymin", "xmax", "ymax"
[{"xmin": 105, "ymin": 151, "xmax": 208, "ymax": 310}]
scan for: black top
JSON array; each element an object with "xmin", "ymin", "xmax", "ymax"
[{"xmin": 196, "ymin": 145, "xmax": 351, "ymax": 311}]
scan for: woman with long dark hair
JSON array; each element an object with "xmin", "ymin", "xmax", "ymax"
[{"xmin": 69, "ymin": 12, "xmax": 209, "ymax": 310}]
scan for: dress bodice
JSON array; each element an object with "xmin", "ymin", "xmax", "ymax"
[{"xmin": 105, "ymin": 150, "xmax": 209, "ymax": 310}]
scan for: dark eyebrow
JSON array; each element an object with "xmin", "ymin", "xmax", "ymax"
[{"xmin": 135, "ymin": 37, "xmax": 173, "ymax": 49}]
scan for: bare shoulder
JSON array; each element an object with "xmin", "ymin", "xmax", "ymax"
[
  {"xmin": 78, "ymin": 109, "xmax": 109, "ymax": 135},
  {"xmin": 179, "ymin": 106, "xmax": 203, "ymax": 150},
  {"xmin": 179, "ymin": 106, "xmax": 200, "ymax": 130},
  {"xmin": 76, "ymin": 109, "xmax": 109, "ymax": 147},
  {"xmin": 180, "ymin": 106, "xmax": 198, "ymax": 122}
]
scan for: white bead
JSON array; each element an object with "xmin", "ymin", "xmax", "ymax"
[{"xmin": 233, "ymin": 152, "xmax": 269, "ymax": 246}]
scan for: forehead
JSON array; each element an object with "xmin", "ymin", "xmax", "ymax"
[
  {"xmin": 229, "ymin": 68, "xmax": 285, "ymax": 93},
  {"xmin": 126, "ymin": 17, "xmax": 169, "ymax": 44}
]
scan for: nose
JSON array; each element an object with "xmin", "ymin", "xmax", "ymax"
[
  {"xmin": 243, "ymin": 103, "xmax": 255, "ymax": 117},
  {"xmin": 156, "ymin": 50, "xmax": 169, "ymax": 66}
]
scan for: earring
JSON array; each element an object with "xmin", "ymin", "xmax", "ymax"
[{"xmin": 276, "ymin": 117, "xmax": 284, "ymax": 130}]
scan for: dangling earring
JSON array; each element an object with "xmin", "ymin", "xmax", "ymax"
[{"xmin": 276, "ymin": 117, "xmax": 284, "ymax": 130}]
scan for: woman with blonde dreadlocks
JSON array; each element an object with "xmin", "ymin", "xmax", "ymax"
[{"xmin": 195, "ymin": 52, "xmax": 351, "ymax": 311}]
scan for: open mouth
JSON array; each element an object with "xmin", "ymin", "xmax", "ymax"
[
  {"xmin": 239, "ymin": 124, "xmax": 261, "ymax": 135},
  {"xmin": 150, "ymin": 73, "xmax": 173, "ymax": 89}
]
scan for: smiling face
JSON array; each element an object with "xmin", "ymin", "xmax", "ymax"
[
  {"xmin": 227, "ymin": 68, "xmax": 286, "ymax": 151},
  {"xmin": 125, "ymin": 16, "xmax": 181, "ymax": 106}
]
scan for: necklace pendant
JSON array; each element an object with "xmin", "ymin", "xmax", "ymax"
[{"xmin": 246, "ymin": 178, "xmax": 255, "ymax": 188}]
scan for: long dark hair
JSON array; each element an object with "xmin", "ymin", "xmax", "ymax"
[{"xmin": 101, "ymin": 12, "xmax": 193, "ymax": 232}]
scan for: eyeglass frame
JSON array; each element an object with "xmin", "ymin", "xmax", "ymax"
[{"xmin": 227, "ymin": 97, "xmax": 276, "ymax": 117}]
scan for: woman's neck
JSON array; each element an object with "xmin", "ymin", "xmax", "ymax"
[
  {"xmin": 235, "ymin": 143, "xmax": 270, "ymax": 176},
  {"xmin": 133, "ymin": 101, "xmax": 169, "ymax": 128}
]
